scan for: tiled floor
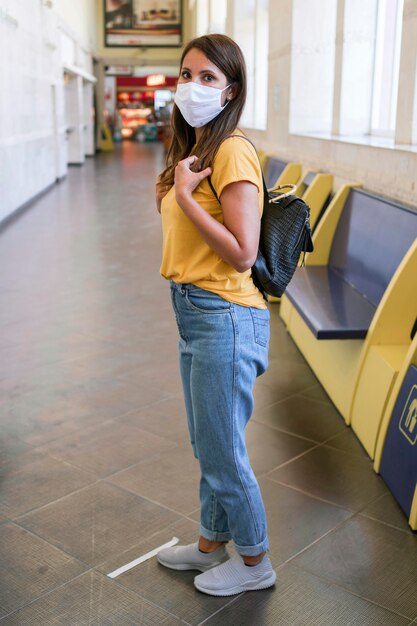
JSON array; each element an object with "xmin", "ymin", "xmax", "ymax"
[{"xmin": 0, "ymin": 142, "xmax": 416, "ymax": 625}]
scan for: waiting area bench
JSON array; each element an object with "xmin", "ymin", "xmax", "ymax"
[{"xmin": 280, "ymin": 186, "xmax": 417, "ymax": 458}]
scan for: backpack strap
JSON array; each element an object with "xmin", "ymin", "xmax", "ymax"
[{"xmin": 207, "ymin": 134, "xmax": 269, "ymax": 203}]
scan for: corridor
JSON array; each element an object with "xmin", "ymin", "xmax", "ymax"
[{"xmin": 0, "ymin": 143, "xmax": 416, "ymax": 625}]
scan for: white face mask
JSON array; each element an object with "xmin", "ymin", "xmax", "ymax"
[{"xmin": 174, "ymin": 81, "xmax": 231, "ymax": 128}]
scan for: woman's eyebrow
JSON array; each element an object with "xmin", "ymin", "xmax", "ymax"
[{"xmin": 181, "ymin": 65, "xmax": 219, "ymax": 75}]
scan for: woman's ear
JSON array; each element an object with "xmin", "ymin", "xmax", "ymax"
[
  {"xmin": 226, "ymin": 84, "xmax": 238, "ymax": 101},
  {"xmin": 222, "ymin": 83, "xmax": 238, "ymax": 106}
]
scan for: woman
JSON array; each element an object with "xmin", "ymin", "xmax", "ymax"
[{"xmin": 156, "ymin": 34, "xmax": 276, "ymax": 597}]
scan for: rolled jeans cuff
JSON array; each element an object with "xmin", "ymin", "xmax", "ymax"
[
  {"xmin": 233, "ymin": 537, "xmax": 269, "ymax": 557},
  {"xmin": 200, "ymin": 524, "xmax": 232, "ymax": 543}
]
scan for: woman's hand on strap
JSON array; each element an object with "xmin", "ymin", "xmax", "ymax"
[{"xmin": 174, "ymin": 155, "xmax": 212, "ymax": 203}]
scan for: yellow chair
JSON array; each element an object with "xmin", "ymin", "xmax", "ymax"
[
  {"xmin": 293, "ymin": 170, "xmax": 333, "ymax": 231},
  {"xmin": 349, "ymin": 240, "xmax": 417, "ymax": 458},
  {"xmin": 264, "ymin": 157, "xmax": 302, "ymax": 189},
  {"xmin": 374, "ymin": 332, "xmax": 417, "ymax": 530},
  {"xmin": 272, "ymin": 162, "xmax": 302, "ymax": 188}
]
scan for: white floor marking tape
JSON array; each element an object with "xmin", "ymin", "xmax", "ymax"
[{"xmin": 107, "ymin": 537, "xmax": 179, "ymax": 579}]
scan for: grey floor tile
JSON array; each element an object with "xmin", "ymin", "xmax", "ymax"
[
  {"xmin": 0, "ymin": 450, "xmax": 96, "ymax": 518},
  {"xmin": 1, "ymin": 394, "xmax": 109, "ymax": 446},
  {"xmin": 245, "ymin": 421, "xmax": 316, "ymax": 475},
  {"xmin": 291, "ymin": 515, "xmax": 417, "ymax": 618},
  {"xmin": 202, "ymin": 563, "xmax": 410, "ymax": 626},
  {"xmin": 118, "ymin": 395, "xmax": 190, "ymax": 445},
  {"xmin": 1, "ymin": 374, "xmax": 162, "ymax": 447},
  {"xmin": 18, "ymin": 482, "xmax": 182, "ymax": 566},
  {"xmin": 254, "ymin": 360, "xmax": 318, "ymax": 409},
  {"xmin": 258, "ymin": 477, "xmax": 353, "ymax": 565},
  {"xmin": 299, "ymin": 382, "xmax": 333, "ymax": 404},
  {"xmin": 0, "ymin": 523, "xmax": 87, "ymax": 618},
  {"xmin": 268, "ymin": 445, "xmax": 388, "ymax": 511},
  {"xmin": 0, "ymin": 436, "xmax": 32, "ymax": 468},
  {"xmin": 34, "ymin": 420, "xmax": 177, "ymax": 478},
  {"xmin": 252, "ymin": 394, "xmax": 345, "ymax": 443},
  {"xmin": 324, "ymin": 428, "xmax": 369, "ymax": 458},
  {"xmin": 98, "ymin": 517, "xmax": 236, "ymax": 626},
  {"xmin": 267, "ymin": 310, "xmax": 305, "ymax": 363},
  {"xmin": 359, "ymin": 492, "xmax": 414, "ymax": 533},
  {"xmin": 0, "ymin": 570, "xmax": 184, "ymax": 625},
  {"xmin": 121, "ymin": 356, "xmax": 183, "ymax": 397},
  {"xmin": 107, "ymin": 444, "xmax": 200, "ymax": 515}
]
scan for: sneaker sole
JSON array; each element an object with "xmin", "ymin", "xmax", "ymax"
[
  {"xmin": 194, "ymin": 570, "xmax": 277, "ymax": 596},
  {"xmin": 156, "ymin": 556, "xmax": 224, "ymax": 572}
]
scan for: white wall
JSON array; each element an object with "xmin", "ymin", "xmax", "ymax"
[
  {"xmin": 245, "ymin": 0, "xmax": 417, "ymax": 206},
  {"xmin": 0, "ymin": 0, "xmax": 98, "ymax": 224},
  {"xmin": 54, "ymin": 0, "xmax": 98, "ymax": 53}
]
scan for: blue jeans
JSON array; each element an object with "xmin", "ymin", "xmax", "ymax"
[{"xmin": 170, "ymin": 281, "xmax": 270, "ymax": 556}]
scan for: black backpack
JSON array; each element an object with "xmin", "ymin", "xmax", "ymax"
[{"xmin": 208, "ymin": 136, "xmax": 314, "ymax": 298}]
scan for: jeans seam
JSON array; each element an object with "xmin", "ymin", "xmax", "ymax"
[
  {"xmin": 230, "ymin": 308, "xmax": 262, "ymax": 547},
  {"xmin": 171, "ymin": 287, "xmax": 189, "ymax": 345},
  {"xmin": 211, "ymin": 492, "xmax": 217, "ymax": 531}
]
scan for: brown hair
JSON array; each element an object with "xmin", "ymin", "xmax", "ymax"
[{"xmin": 159, "ymin": 34, "xmax": 247, "ymax": 186}]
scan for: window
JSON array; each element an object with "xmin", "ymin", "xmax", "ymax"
[
  {"xmin": 289, "ymin": 0, "xmax": 406, "ymax": 142},
  {"xmin": 338, "ymin": 0, "xmax": 378, "ymax": 136},
  {"xmin": 232, "ymin": 0, "xmax": 269, "ymax": 130},
  {"xmin": 370, "ymin": 0, "xmax": 404, "ymax": 137},
  {"xmin": 289, "ymin": 0, "xmax": 338, "ymax": 135}
]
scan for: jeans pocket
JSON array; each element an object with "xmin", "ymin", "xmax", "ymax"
[
  {"xmin": 250, "ymin": 308, "xmax": 270, "ymax": 347},
  {"xmin": 185, "ymin": 288, "xmax": 231, "ymax": 314}
]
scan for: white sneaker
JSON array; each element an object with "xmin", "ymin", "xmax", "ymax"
[
  {"xmin": 157, "ymin": 541, "xmax": 229, "ymax": 572},
  {"xmin": 194, "ymin": 553, "xmax": 276, "ymax": 596}
]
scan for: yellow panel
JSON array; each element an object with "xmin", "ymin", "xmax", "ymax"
[
  {"xmin": 368, "ymin": 241, "xmax": 417, "ymax": 346},
  {"xmin": 374, "ymin": 335, "xmax": 417, "ymax": 473},
  {"xmin": 306, "ymin": 184, "xmax": 361, "ymax": 267},
  {"xmin": 288, "ymin": 308, "xmax": 364, "ymax": 420},
  {"xmin": 101, "ymin": 123, "xmax": 114, "ymax": 151},
  {"xmin": 267, "ymin": 295, "xmax": 281, "ymax": 303},
  {"xmin": 409, "ymin": 484, "xmax": 417, "ymax": 531},
  {"xmin": 350, "ymin": 345, "xmax": 407, "ymax": 458},
  {"xmin": 294, "ymin": 171, "xmax": 310, "ymax": 197},
  {"xmin": 280, "ymin": 294, "xmax": 293, "ymax": 326},
  {"xmin": 302, "ymin": 174, "xmax": 333, "ymax": 230},
  {"xmin": 276, "ymin": 163, "xmax": 302, "ymax": 187}
]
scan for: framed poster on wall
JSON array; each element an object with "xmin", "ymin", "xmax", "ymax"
[{"xmin": 104, "ymin": 0, "xmax": 182, "ymax": 47}]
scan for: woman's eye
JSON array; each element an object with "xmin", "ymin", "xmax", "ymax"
[
  {"xmin": 204, "ymin": 74, "xmax": 214, "ymax": 82},
  {"xmin": 180, "ymin": 70, "xmax": 191, "ymax": 79}
]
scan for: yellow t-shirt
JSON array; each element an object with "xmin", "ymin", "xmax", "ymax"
[{"xmin": 160, "ymin": 133, "xmax": 266, "ymax": 309}]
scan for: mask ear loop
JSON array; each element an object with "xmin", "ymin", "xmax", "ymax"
[{"xmin": 223, "ymin": 84, "xmax": 234, "ymax": 105}]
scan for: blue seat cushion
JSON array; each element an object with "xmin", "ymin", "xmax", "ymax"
[{"xmin": 285, "ymin": 267, "xmax": 376, "ymax": 339}]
